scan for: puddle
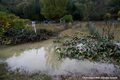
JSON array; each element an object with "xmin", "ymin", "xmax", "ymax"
[{"xmin": 6, "ymin": 47, "xmax": 120, "ymax": 76}]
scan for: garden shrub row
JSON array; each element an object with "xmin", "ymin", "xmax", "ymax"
[
  {"xmin": 0, "ymin": 29, "xmax": 56, "ymax": 45},
  {"xmin": 0, "ymin": 11, "xmax": 56, "ymax": 45}
]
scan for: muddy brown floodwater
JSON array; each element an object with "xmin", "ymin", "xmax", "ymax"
[{"xmin": 0, "ymin": 39, "xmax": 119, "ymax": 78}]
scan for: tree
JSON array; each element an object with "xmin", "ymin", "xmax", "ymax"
[
  {"xmin": 40, "ymin": 0, "xmax": 68, "ymax": 20},
  {"xmin": 88, "ymin": 0, "xmax": 109, "ymax": 20},
  {"xmin": 118, "ymin": 11, "xmax": 120, "ymax": 21},
  {"xmin": 67, "ymin": 0, "xmax": 95, "ymax": 21},
  {"xmin": 67, "ymin": 0, "xmax": 110, "ymax": 21},
  {"xmin": 118, "ymin": 11, "xmax": 120, "ymax": 18},
  {"xmin": 104, "ymin": 13, "xmax": 111, "ymax": 20},
  {"xmin": 67, "ymin": 0, "xmax": 84, "ymax": 20},
  {"xmin": 0, "ymin": 4, "xmax": 9, "ymax": 12},
  {"xmin": 0, "ymin": 0, "xmax": 119, "ymax": 21},
  {"xmin": 82, "ymin": 0, "xmax": 93, "ymax": 21},
  {"xmin": 108, "ymin": 0, "xmax": 120, "ymax": 14},
  {"xmin": 15, "ymin": 0, "xmax": 41, "ymax": 20},
  {"xmin": 1, "ymin": 0, "xmax": 42, "ymax": 20},
  {"xmin": 108, "ymin": 0, "xmax": 120, "ymax": 19}
]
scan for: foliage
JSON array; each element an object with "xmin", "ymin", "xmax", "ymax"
[
  {"xmin": 108, "ymin": 0, "xmax": 120, "ymax": 15},
  {"xmin": 0, "ymin": 0, "xmax": 120, "ymax": 20},
  {"xmin": 40, "ymin": 0, "xmax": 68, "ymax": 19},
  {"xmin": 0, "ymin": 4, "xmax": 9, "ymax": 12},
  {"xmin": 88, "ymin": 22, "xmax": 115, "ymax": 40},
  {"xmin": 0, "ymin": 29, "xmax": 56, "ymax": 45},
  {"xmin": 60, "ymin": 15, "xmax": 73, "ymax": 23},
  {"xmin": 118, "ymin": 11, "xmax": 120, "ymax": 18},
  {"xmin": 0, "ymin": 11, "xmax": 15, "ymax": 28},
  {"xmin": 0, "ymin": 11, "xmax": 28, "ymax": 29},
  {"xmin": 0, "ymin": 11, "xmax": 56, "ymax": 45},
  {"xmin": 0, "ymin": 11, "xmax": 30, "ymax": 44},
  {"xmin": 104, "ymin": 13, "xmax": 111, "ymax": 20},
  {"xmin": 67, "ymin": 0, "xmax": 84, "ymax": 20},
  {"xmin": 55, "ymin": 35, "xmax": 120, "ymax": 63},
  {"xmin": 1, "ymin": 0, "xmax": 42, "ymax": 20},
  {"xmin": 0, "ymin": 27, "xmax": 5, "ymax": 36},
  {"xmin": 67, "ymin": 0, "xmax": 109, "ymax": 20},
  {"xmin": 55, "ymin": 22, "xmax": 120, "ymax": 63},
  {"xmin": 15, "ymin": 0, "xmax": 41, "ymax": 20},
  {"xmin": 12, "ymin": 19, "xmax": 29, "ymax": 30}
]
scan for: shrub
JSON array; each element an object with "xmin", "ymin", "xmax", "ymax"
[
  {"xmin": 0, "ymin": 11, "xmax": 29, "ymax": 29},
  {"xmin": 12, "ymin": 19, "xmax": 29, "ymax": 29},
  {"xmin": 0, "ymin": 12, "xmax": 55, "ymax": 45},
  {"xmin": 104, "ymin": 13, "xmax": 111, "ymax": 20},
  {"xmin": 0, "ymin": 27, "xmax": 5, "ymax": 36},
  {"xmin": 0, "ymin": 11, "xmax": 29, "ymax": 38},
  {"xmin": 0, "ymin": 4, "xmax": 9, "ymax": 12},
  {"xmin": 0, "ymin": 11, "xmax": 16, "ymax": 28},
  {"xmin": 118, "ymin": 11, "xmax": 120, "ymax": 18},
  {"xmin": 60, "ymin": 15, "xmax": 73, "ymax": 23},
  {"xmin": 2, "ymin": 29, "xmax": 55, "ymax": 45}
]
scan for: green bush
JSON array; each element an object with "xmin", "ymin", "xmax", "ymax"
[
  {"xmin": 60, "ymin": 15, "xmax": 73, "ymax": 23},
  {"xmin": 12, "ymin": 19, "xmax": 29, "ymax": 30},
  {"xmin": 0, "ymin": 11, "xmax": 29, "ymax": 29},
  {"xmin": 118, "ymin": 11, "xmax": 120, "ymax": 18},
  {"xmin": 0, "ymin": 27, "xmax": 5, "ymax": 36},
  {"xmin": 0, "ymin": 29, "xmax": 56, "ymax": 45},
  {"xmin": 0, "ymin": 11, "xmax": 29, "ymax": 37},
  {"xmin": 0, "ymin": 11, "xmax": 56, "ymax": 45},
  {"xmin": 0, "ymin": 11, "xmax": 17, "ymax": 28},
  {"xmin": 0, "ymin": 4, "xmax": 9, "ymax": 12},
  {"xmin": 104, "ymin": 13, "xmax": 111, "ymax": 20}
]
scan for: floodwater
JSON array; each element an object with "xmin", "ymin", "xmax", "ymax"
[
  {"xmin": 0, "ymin": 39, "xmax": 53, "ymax": 58},
  {"xmin": 0, "ymin": 23, "xmax": 120, "ymax": 77},
  {"xmin": 1, "ymin": 40, "xmax": 119, "ymax": 76}
]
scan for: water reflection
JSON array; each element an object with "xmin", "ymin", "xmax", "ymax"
[{"xmin": 6, "ymin": 46, "xmax": 120, "ymax": 76}]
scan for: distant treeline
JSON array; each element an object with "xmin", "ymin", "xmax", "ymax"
[{"xmin": 0, "ymin": 0, "xmax": 120, "ymax": 21}]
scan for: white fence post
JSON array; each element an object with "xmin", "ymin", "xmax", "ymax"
[{"xmin": 32, "ymin": 21, "xmax": 36, "ymax": 34}]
